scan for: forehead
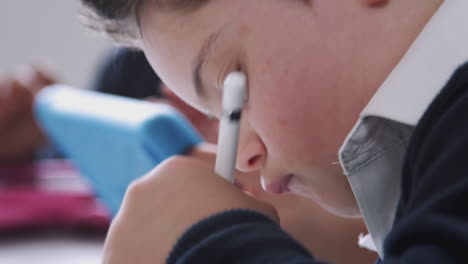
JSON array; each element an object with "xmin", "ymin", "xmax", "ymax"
[{"xmin": 139, "ymin": 1, "xmax": 239, "ymax": 112}]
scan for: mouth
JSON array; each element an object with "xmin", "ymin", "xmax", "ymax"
[{"xmin": 262, "ymin": 174, "xmax": 294, "ymax": 194}]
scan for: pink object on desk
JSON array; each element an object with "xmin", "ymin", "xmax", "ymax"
[{"xmin": 0, "ymin": 159, "xmax": 110, "ymax": 233}]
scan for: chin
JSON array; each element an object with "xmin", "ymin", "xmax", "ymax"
[
  {"xmin": 291, "ymin": 185, "xmax": 362, "ymax": 218},
  {"xmin": 288, "ymin": 171, "xmax": 362, "ymax": 218}
]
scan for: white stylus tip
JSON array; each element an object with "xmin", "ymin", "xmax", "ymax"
[{"xmin": 223, "ymin": 72, "xmax": 246, "ymax": 110}]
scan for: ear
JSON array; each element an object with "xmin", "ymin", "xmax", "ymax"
[{"xmin": 362, "ymin": 0, "xmax": 389, "ymax": 7}]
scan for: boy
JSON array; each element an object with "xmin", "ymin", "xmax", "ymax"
[{"xmin": 80, "ymin": 0, "xmax": 468, "ymax": 263}]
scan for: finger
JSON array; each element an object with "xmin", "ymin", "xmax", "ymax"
[
  {"xmin": 0, "ymin": 112, "xmax": 45, "ymax": 162},
  {"xmin": 187, "ymin": 142, "xmax": 217, "ymax": 163},
  {"xmin": 33, "ymin": 63, "xmax": 59, "ymax": 86},
  {"xmin": 0, "ymin": 78, "xmax": 29, "ymax": 121},
  {"xmin": 186, "ymin": 143, "xmax": 262, "ymax": 196},
  {"xmin": 10, "ymin": 78, "xmax": 34, "ymax": 108},
  {"xmin": 0, "ymin": 75, "xmax": 13, "ymax": 123},
  {"xmin": 16, "ymin": 64, "xmax": 57, "ymax": 96},
  {"xmin": 0, "ymin": 74, "xmax": 9, "ymax": 102}
]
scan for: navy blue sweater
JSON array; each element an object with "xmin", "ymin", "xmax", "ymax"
[{"xmin": 167, "ymin": 62, "xmax": 468, "ymax": 264}]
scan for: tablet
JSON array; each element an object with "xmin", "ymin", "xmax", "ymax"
[{"xmin": 34, "ymin": 85, "xmax": 202, "ymax": 215}]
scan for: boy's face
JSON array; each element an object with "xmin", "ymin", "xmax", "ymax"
[{"xmin": 140, "ymin": 0, "xmax": 396, "ymax": 217}]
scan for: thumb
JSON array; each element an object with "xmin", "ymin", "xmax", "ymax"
[{"xmin": 186, "ymin": 142, "xmax": 217, "ymax": 164}]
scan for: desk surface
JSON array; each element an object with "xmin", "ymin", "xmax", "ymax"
[
  {"xmin": 0, "ymin": 232, "xmax": 104, "ymax": 264},
  {"xmin": 0, "ymin": 160, "xmax": 107, "ymax": 263}
]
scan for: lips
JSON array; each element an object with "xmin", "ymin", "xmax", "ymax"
[{"xmin": 263, "ymin": 174, "xmax": 293, "ymax": 194}]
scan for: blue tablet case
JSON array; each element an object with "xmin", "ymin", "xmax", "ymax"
[{"xmin": 34, "ymin": 85, "xmax": 202, "ymax": 215}]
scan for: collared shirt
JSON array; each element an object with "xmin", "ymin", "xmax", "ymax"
[{"xmin": 338, "ymin": 0, "xmax": 468, "ymax": 258}]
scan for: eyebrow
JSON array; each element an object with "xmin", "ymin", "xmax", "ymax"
[{"xmin": 192, "ymin": 30, "xmax": 221, "ymax": 97}]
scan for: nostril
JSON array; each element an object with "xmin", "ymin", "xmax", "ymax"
[
  {"xmin": 237, "ymin": 135, "xmax": 266, "ymax": 172},
  {"xmin": 248, "ymin": 155, "xmax": 261, "ymax": 167}
]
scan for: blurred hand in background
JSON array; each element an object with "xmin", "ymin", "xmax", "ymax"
[{"xmin": 0, "ymin": 65, "xmax": 57, "ymax": 162}]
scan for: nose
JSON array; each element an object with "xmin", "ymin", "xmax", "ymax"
[{"xmin": 236, "ymin": 132, "xmax": 266, "ymax": 173}]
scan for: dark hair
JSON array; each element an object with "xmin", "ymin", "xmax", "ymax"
[{"xmin": 80, "ymin": 0, "xmax": 210, "ymax": 47}]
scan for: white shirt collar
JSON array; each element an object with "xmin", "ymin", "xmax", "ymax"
[
  {"xmin": 340, "ymin": 0, "xmax": 468, "ymax": 257},
  {"xmin": 362, "ymin": 0, "xmax": 468, "ymax": 126}
]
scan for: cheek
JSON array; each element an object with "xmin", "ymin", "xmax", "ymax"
[
  {"xmin": 243, "ymin": 23, "xmax": 357, "ymax": 166},
  {"xmin": 248, "ymin": 72, "xmax": 344, "ymax": 166}
]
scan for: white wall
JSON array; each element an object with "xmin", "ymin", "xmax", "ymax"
[{"xmin": 0, "ymin": 0, "xmax": 111, "ymax": 88}]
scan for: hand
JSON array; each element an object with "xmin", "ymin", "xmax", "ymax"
[
  {"xmin": 103, "ymin": 152, "xmax": 278, "ymax": 264},
  {"xmin": 0, "ymin": 65, "xmax": 57, "ymax": 162}
]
